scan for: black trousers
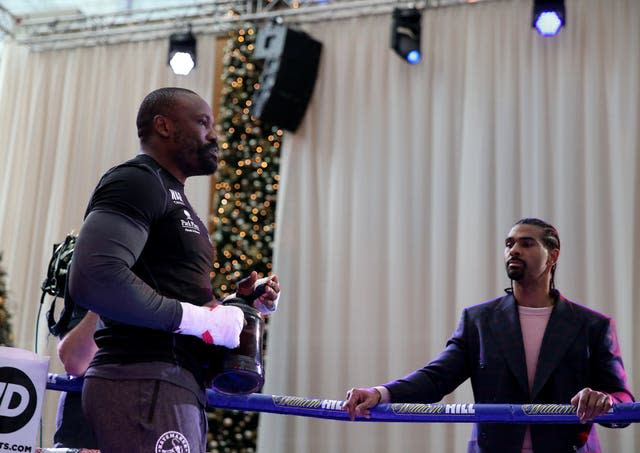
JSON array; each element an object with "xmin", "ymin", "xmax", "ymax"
[{"xmin": 83, "ymin": 376, "xmax": 207, "ymax": 453}]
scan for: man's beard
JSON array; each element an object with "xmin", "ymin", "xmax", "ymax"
[
  {"xmin": 174, "ymin": 128, "xmax": 219, "ymax": 176},
  {"xmin": 506, "ymin": 261, "xmax": 525, "ymax": 281},
  {"xmin": 193, "ymin": 142, "xmax": 219, "ymax": 175}
]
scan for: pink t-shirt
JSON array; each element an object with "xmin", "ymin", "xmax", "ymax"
[{"xmin": 518, "ymin": 305, "xmax": 553, "ymax": 453}]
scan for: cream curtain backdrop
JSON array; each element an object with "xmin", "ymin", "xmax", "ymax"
[
  {"xmin": 0, "ymin": 36, "xmax": 216, "ymax": 445},
  {"xmin": 258, "ymin": 0, "xmax": 640, "ymax": 452}
]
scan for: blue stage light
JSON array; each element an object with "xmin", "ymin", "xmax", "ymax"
[
  {"xmin": 407, "ymin": 50, "xmax": 421, "ymax": 65},
  {"xmin": 532, "ymin": 0, "xmax": 565, "ymax": 37},
  {"xmin": 391, "ymin": 7, "xmax": 422, "ymax": 65}
]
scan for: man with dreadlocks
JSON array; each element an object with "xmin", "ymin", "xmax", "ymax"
[{"xmin": 344, "ymin": 217, "xmax": 633, "ymax": 453}]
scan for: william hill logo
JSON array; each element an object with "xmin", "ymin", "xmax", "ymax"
[
  {"xmin": 522, "ymin": 404, "xmax": 576, "ymax": 415},
  {"xmin": 0, "ymin": 367, "xmax": 37, "ymax": 433},
  {"xmin": 272, "ymin": 396, "xmax": 343, "ymax": 412},
  {"xmin": 391, "ymin": 403, "xmax": 475, "ymax": 415}
]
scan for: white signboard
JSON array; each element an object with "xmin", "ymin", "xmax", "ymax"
[{"xmin": 0, "ymin": 347, "xmax": 50, "ymax": 453}]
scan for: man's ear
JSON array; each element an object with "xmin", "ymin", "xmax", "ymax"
[
  {"xmin": 548, "ymin": 248, "xmax": 560, "ymax": 267},
  {"xmin": 152, "ymin": 114, "xmax": 172, "ymax": 139}
]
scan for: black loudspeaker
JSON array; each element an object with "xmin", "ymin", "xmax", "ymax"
[{"xmin": 251, "ymin": 25, "xmax": 322, "ymax": 132}]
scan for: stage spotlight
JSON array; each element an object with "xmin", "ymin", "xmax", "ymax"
[
  {"xmin": 532, "ymin": 0, "xmax": 565, "ymax": 37},
  {"xmin": 168, "ymin": 31, "xmax": 196, "ymax": 75},
  {"xmin": 391, "ymin": 7, "xmax": 422, "ymax": 65}
]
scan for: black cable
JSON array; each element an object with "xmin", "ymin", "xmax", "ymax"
[{"xmin": 34, "ymin": 292, "xmax": 49, "ymax": 448}]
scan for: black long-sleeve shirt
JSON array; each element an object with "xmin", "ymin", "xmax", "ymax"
[{"xmin": 70, "ymin": 153, "xmax": 221, "ymax": 387}]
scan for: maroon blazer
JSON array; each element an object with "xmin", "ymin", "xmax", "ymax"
[{"xmin": 384, "ymin": 292, "xmax": 634, "ymax": 453}]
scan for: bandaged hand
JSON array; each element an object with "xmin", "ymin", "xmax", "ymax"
[
  {"xmin": 235, "ymin": 272, "xmax": 281, "ymax": 316},
  {"xmin": 177, "ymin": 303, "xmax": 244, "ymax": 348},
  {"xmin": 251, "ymin": 275, "xmax": 280, "ymax": 315}
]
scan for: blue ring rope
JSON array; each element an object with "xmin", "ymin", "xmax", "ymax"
[{"xmin": 46, "ymin": 374, "xmax": 640, "ymax": 424}]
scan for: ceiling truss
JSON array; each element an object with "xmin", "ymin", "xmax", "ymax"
[{"xmin": 1, "ymin": 0, "xmax": 497, "ymax": 51}]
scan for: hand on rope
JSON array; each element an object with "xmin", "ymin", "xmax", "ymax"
[
  {"xmin": 571, "ymin": 387, "xmax": 612, "ymax": 423},
  {"xmin": 343, "ymin": 387, "xmax": 382, "ymax": 420}
]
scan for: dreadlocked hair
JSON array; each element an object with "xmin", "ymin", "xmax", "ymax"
[{"xmin": 512, "ymin": 217, "xmax": 560, "ymax": 292}]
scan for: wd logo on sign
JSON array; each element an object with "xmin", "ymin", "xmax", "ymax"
[
  {"xmin": 0, "ymin": 348, "xmax": 49, "ymax": 453},
  {"xmin": 0, "ymin": 369, "xmax": 37, "ymax": 433}
]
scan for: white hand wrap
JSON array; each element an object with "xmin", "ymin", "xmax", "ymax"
[
  {"xmin": 177, "ymin": 303, "xmax": 244, "ymax": 349},
  {"xmin": 252, "ymin": 277, "xmax": 280, "ymax": 315}
]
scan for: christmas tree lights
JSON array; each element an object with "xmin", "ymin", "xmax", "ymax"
[{"xmin": 207, "ymin": 23, "xmax": 283, "ymax": 452}]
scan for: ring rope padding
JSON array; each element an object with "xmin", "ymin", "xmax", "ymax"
[{"xmin": 46, "ymin": 374, "xmax": 640, "ymax": 424}]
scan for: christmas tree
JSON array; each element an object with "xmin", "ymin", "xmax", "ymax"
[
  {"xmin": 207, "ymin": 23, "xmax": 283, "ymax": 452},
  {"xmin": 0, "ymin": 253, "xmax": 14, "ymax": 346}
]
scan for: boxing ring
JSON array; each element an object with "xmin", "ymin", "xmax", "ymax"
[{"xmin": 46, "ymin": 373, "xmax": 640, "ymax": 424}]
